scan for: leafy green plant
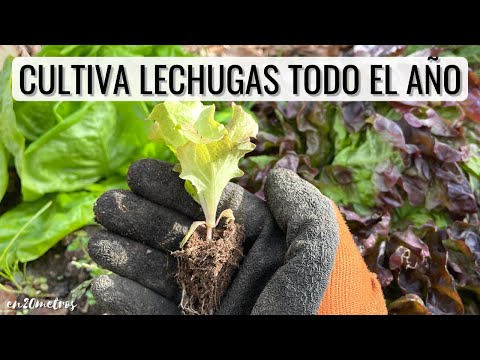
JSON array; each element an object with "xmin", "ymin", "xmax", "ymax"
[
  {"xmin": 0, "ymin": 178, "xmax": 127, "ymax": 263},
  {"xmin": 0, "ymin": 45, "xmax": 188, "ymax": 266},
  {"xmin": 149, "ymin": 101, "xmax": 258, "ymax": 245},
  {"xmin": 0, "ymin": 199, "xmax": 53, "ymax": 297},
  {"xmin": 0, "ymin": 200, "xmax": 52, "ymax": 287}
]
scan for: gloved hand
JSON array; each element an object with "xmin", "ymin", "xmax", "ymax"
[{"xmin": 88, "ymin": 159, "xmax": 388, "ymax": 315}]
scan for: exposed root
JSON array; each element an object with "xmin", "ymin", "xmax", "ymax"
[{"xmin": 173, "ymin": 221, "xmax": 245, "ymax": 315}]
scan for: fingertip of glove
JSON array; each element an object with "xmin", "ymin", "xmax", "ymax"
[
  {"xmin": 90, "ymin": 274, "xmax": 126, "ymax": 314},
  {"xmin": 265, "ymin": 167, "xmax": 298, "ymax": 188},
  {"xmin": 265, "ymin": 168, "xmax": 305, "ymax": 204},
  {"xmin": 126, "ymin": 159, "xmax": 202, "ymax": 219},
  {"xmin": 92, "ymin": 274, "xmax": 115, "ymax": 294},
  {"xmin": 264, "ymin": 167, "xmax": 332, "ymax": 232},
  {"xmin": 265, "ymin": 167, "xmax": 325, "ymax": 200},
  {"xmin": 127, "ymin": 159, "xmax": 175, "ymax": 191},
  {"xmin": 91, "ymin": 274, "xmax": 181, "ymax": 315},
  {"xmin": 93, "ymin": 189, "xmax": 130, "ymax": 225},
  {"xmin": 88, "ymin": 230, "xmax": 127, "ymax": 268},
  {"xmin": 90, "ymin": 274, "xmax": 119, "ymax": 311}
]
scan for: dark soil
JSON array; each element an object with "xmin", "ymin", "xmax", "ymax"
[
  {"xmin": 173, "ymin": 221, "xmax": 245, "ymax": 315},
  {"xmin": 0, "ymin": 169, "xmax": 22, "ymax": 216}
]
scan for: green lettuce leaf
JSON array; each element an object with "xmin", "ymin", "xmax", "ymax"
[
  {"xmin": 0, "ymin": 57, "xmax": 25, "ymax": 177},
  {"xmin": 0, "ymin": 142, "xmax": 7, "ymax": 201},
  {"xmin": 393, "ymin": 202, "xmax": 450, "ymax": 230},
  {"xmin": 318, "ymin": 128, "xmax": 403, "ymax": 210},
  {"xmin": 20, "ymin": 101, "xmax": 169, "ymax": 201},
  {"xmin": 149, "ymin": 101, "xmax": 226, "ymax": 149},
  {"xmin": 14, "ymin": 101, "xmax": 58, "ymax": 141},
  {"xmin": 0, "ymin": 177, "xmax": 126, "ymax": 264},
  {"xmin": 149, "ymin": 102, "xmax": 258, "ymax": 227},
  {"xmin": 463, "ymin": 147, "xmax": 480, "ymax": 178},
  {"xmin": 21, "ymin": 102, "xmax": 118, "ymax": 200}
]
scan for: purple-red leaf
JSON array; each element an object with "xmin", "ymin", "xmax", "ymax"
[
  {"xmin": 433, "ymin": 139, "xmax": 468, "ymax": 163},
  {"xmin": 461, "ymin": 70, "xmax": 480, "ymax": 123},
  {"xmin": 392, "ymin": 227, "xmax": 430, "ymax": 259},
  {"xmin": 274, "ymin": 152, "xmax": 299, "ymax": 172},
  {"xmin": 375, "ymin": 162, "xmax": 401, "ymax": 191},
  {"xmin": 402, "ymin": 175, "xmax": 427, "ymax": 206},
  {"xmin": 374, "ymin": 115, "xmax": 417, "ymax": 154},
  {"xmin": 341, "ymin": 102, "xmax": 368, "ymax": 133},
  {"xmin": 404, "ymin": 110, "xmax": 460, "ymax": 137},
  {"xmin": 435, "ymin": 164, "xmax": 477, "ymax": 213}
]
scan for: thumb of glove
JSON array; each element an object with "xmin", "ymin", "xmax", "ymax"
[{"xmin": 252, "ymin": 168, "xmax": 340, "ymax": 315}]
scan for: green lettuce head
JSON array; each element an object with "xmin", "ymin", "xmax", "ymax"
[{"xmin": 149, "ymin": 101, "xmax": 258, "ymax": 245}]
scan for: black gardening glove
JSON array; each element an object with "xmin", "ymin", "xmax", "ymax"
[{"xmin": 88, "ymin": 159, "xmax": 340, "ymax": 315}]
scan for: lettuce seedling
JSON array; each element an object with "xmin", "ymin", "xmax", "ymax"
[{"xmin": 149, "ymin": 101, "xmax": 258, "ymax": 246}]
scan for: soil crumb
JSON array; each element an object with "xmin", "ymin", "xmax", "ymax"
[{"xmin": 173, "ymin": 221, "xmax": 245, "ymax": 315}]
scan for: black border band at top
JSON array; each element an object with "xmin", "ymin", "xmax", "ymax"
[{"xmin": 2, "ymin": 13, "xmax": 479, "ymax": 45}]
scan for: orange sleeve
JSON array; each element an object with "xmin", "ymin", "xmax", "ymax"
[{"xmin": 317, "ymin": 201, "xmax": 388, "ymax": 315}]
